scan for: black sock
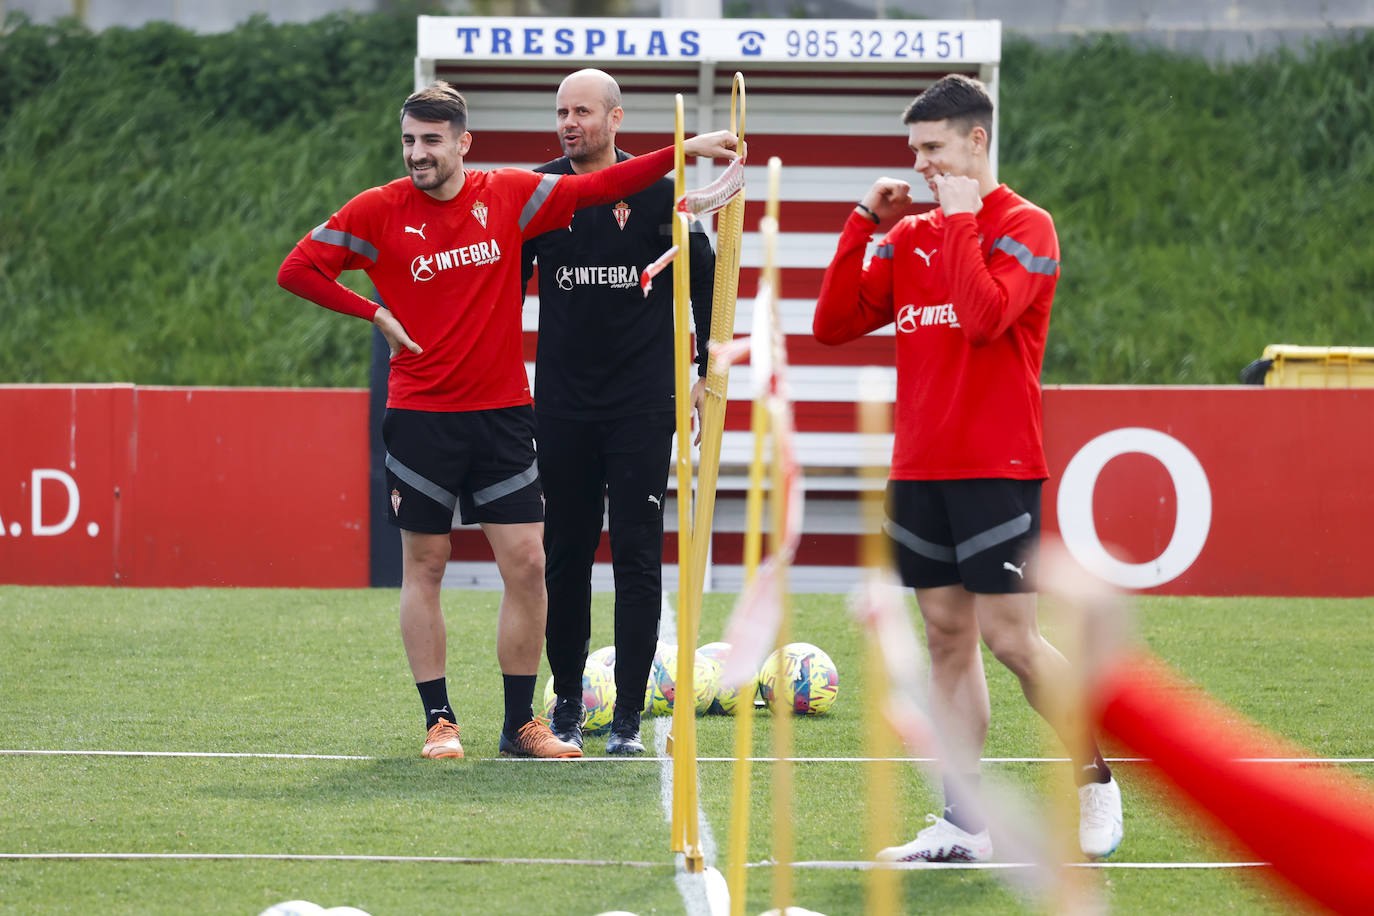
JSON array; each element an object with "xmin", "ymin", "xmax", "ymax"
[
  {"xmin": 502, "ymin": 674, "xmax": 537, "ymax": 737},
  {"xmin": 416, "ymin": 678, "xmax": 453, "ymax": 729},
  {"xmin": 942, "ymin": 773, "xmax": 987, "ymax": 834},
  {"xmin": 1075, "ymin": 750, "xmax": 1113, "ymax": 787}
]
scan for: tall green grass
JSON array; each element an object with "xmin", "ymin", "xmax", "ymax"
[
  {"xmin": 1, "ymin": 14, "xmax": 1371, "ymax": 386},
  {"xmin": 1002, "ymin": 36, "xmax": 1374, "ymax": 382},
  {"xmin": 0, "ymin": 11, "xmax": 415, "ymax": 387}
]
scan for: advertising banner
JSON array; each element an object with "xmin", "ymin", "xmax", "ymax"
[{"xmin": 0, "ymin": 385, "xmax": 369, "ymax": 587}]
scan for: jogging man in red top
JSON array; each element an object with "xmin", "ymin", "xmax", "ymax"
[
  {"xmin": 813, "ymin": 74, "xmax": 1124, "ymax": 860},
  {"xmin": 278, "ymin": 81, "xmax": 738, "ymax": 760}
]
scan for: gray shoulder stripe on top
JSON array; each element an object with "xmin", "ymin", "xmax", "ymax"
[
  {"xmin": 883, "ymin": 519, "xmax": 956, "ymax": 564},
  {"xmin": 519, "ymin": 173, "xmax": 563, "ymax": 231},
  {"xmin": 472, "ymin": 461, "xmax": 539, "ymax": 507},
  {"xmin": 310, "ymin": 223, "xmax": 379, "ymax": 262},
  {"xmin": 874, "ymin": 243, "xmax": 895, "ymax": 259},
  {"xmin": 955, "ymin": 512, "xmax": 1032, "ymax": 562},
  {"xmin": 991, "ymin": 236, "xmax": 1058, "ymax": 276},
  {"xmin": 385, "ymin": 453, "xmax": 457, "ymax": 512}
]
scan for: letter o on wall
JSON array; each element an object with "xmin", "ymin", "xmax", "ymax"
[{"xmin": 1056, "ymin": 427, "xmax": 1211, "ymax": 589}]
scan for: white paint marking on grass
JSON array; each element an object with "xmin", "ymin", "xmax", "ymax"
[
  {"xmin": 4, "ymin": 749, "xmax": 1371, "ymax": 765},
  {"xmin": 0, "ymin": 852, "xmax": 1272, "ymax": 871},
  {"xmin": 0, "ymin": 852, "xmax": 663, "ymax": 867},
  {"xmin": 465, "ymin": 755, "xmax": 1374, "ymax": 765},
  {"xmin": 774, "ymin": 860, "xmax": 1271, "ymax": 871},
  {"xmin": 658, "ymin": 591, "xmax": 722, "ymax": 916},
  {"xmin": 0, "ymin": 750, "xmax": 375, "ymax": 760}
]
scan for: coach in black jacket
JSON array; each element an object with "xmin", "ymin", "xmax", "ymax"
[{"xmin": 521, "ymin": 69, "xmax": 715, "ymax": 754}]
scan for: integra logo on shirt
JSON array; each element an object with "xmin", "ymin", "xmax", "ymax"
[
  {"xmin": 410, "ymin": 239, "xmax": 502, "ymax": 282},
  {"xmin": 553, "ymin": 264, "xmax": 641, "ymax": 291},
  {"xmin": 896, "ymin": 302, "xmax": 960, "ymax": 332}
]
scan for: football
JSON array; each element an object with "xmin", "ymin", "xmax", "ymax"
[
  {"xmin": 541, "ymin": 659, "xmax": 618, "ymax": 734},
  {"xmin": 581, "ymin": 661, "xmax": 618, "ymax": 734},
  {"xmin": 692, "ymin": 649, "xmax": 722, "ymax": 715},
  {"xmin": 759, "ymin": 642, "xmax": 840, "ymax": 715},
  {"xmin": 644, "ymin": 641, "xmax": 676, "ymax": 716},
  {"xmin": 587, "ymin": 644, "xmax": 616, "ymax": 669}
]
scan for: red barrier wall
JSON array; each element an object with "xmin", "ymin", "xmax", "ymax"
[
  {"xmin": 0, "ymin": 386, "xmax": 136, "ymax": 585},
  {"xmin": 0, "ymin": 385, "xmax": 369, "ymax": 587},
  {"xmin": 2, "ymin": 384, "xmax": 1370, "ymax": 594},
  {"xmin": 1042, "ymin": 386, "xmax": 1374, "ymax": 597}
]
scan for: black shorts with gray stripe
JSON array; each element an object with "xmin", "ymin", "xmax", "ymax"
[
  {"xmin": 382, "ymin": 405, "xmax": 542, "ymax": 533},
  {"xmin": 884, "ymin": 478, "xmax": 1043, "ymax": 594}
]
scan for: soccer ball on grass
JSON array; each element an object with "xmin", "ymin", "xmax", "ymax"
[
  {"xmin": 759, "ymin": 642, "xmax": 839, "ymax": 715},
  {"xmin": 542, "ymin": 659, "xmax": 618, "ymax": 734}
]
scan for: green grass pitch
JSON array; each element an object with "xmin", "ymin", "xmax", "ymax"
[{"xmin": 1, "ymin": 586, "xmax": 1371, "ymax": 914}]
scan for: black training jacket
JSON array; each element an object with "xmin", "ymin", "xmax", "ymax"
[{"xmin": 521, "ymin": 150, "xmax": 716, "ymax": 420}]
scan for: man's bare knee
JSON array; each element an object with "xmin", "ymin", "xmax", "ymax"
[
  {"xmin": 925, "ymin": 620, "xmax": 979, "ymax": 670},
  {"xmin": 492, "ymin": 534, "xmax": 545, "ymax": 597},
  {"xmin": 502, "ymin": 549, "xmax": 544, "ymax": 595},
  {"xmin": 982, "ymin": 628, "xmax": 1040, "ymax": 681},
  {"xmin": 402, "ymin": 532, "xmax": 453, "ymax": 588}
]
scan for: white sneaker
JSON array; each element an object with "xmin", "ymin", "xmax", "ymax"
[
  {"xmin": 1078, "ymin": 776, "xmax": 1124, "ymax": 858},
  {"xmin": 876, "ymin": 814, "xmax": 993, "ymax": 863}
]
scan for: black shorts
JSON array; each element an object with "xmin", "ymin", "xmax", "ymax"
[
  {"xmin": 382, "ymin": 405, "xmax": 543, "ymax": 533},
  {"xmin": 885, "ymin": 478, "xmax": 1042, "ymax": 594}
]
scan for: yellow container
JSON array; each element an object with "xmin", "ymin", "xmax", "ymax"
[{"xmin": 1260, "ymin": 345, "xmax": 1374, "ymax": 388}]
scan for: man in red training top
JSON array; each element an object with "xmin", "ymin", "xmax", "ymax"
[
  {"xmin": 813, "ymin": 74, "xmax": 1124, "ymax": 860},
  {"xmin": 278, "ymin": 81, "xmax": 737, "ymax": 760}
]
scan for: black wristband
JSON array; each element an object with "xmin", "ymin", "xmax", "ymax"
[{"xmin": 854, "ymin": 202, "xmax": 880, "ymax": 224}]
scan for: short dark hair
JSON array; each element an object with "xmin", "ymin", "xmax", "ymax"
[
  {"xmin": 902, "ymin": 74, "xmax": 993, "ymax": 141},
  {"xmin": 401, "ymin": 81, "xmax": 468, "ymax": 133}
]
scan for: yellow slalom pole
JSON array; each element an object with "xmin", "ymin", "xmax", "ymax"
[
  {"xmin": 859, "ymin": 379, "xmax": 899, "ymax": 916},
  {"xmin": 668, "ymin": 93, "xmax": 704, "ymax": 872},
  {"xmin": 676, "ymin": 75, "xmax": 749, "ymax": 874},
  {"xmin": 687, "ymin": 71, "xmax": 747, "ymax": 614},
  {"xmin": 755, "ymin": 156, "xmax": 796, "ymax": 916},
  {"xmin": 725, "ymin": 673, "xmax": 758, "ymax": 916},
  {"xmin": 725, "ymin": 152, "xmax": 779, "ymax": 916},
  {"xmin": 677, "ymin": 75, "xmax": 747, "ymax": 878},
  {"xmin": 768, "ymin": 441, "xmax": 795, "ymax": 916}
]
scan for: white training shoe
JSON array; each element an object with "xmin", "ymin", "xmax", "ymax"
[
  {"xmin": 876, "ymin": 814, "xmax": 993, "ymax": 863},
  {"xmin": 1078, "ymin": 776, "xmax": 1124, "ymax": 858}
]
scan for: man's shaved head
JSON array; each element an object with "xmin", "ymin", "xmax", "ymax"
[{"xmin": 557, "ymin": 68, "xmax": 621, "ymax": 112}]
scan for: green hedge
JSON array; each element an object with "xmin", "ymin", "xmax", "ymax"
[
  {"xmin": 1002, "ymin": 35, "xmax": 1374, "ymax": 383},
  {"xmin": 1, "ymin": 12, "xmax": 1370, "ymax": 386}
]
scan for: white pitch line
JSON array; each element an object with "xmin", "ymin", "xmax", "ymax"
[
  {"xmin": 5, "ymin": 750, "xmax": 1373, "ymax": 764},
  {"xmin": 0, "ymin": 752, "xmax": 376, "ymax": 758},
  {"xmin": 0, "ymin": 852, "xmax": 662, "ymax": 867},
  {"xmin": 779, "ymin": 860, "xmax": 1271, "ymax": 871},
  {"xmin": 0, "ymin": 852, "xmax": 1272, "ymax": 871}
]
